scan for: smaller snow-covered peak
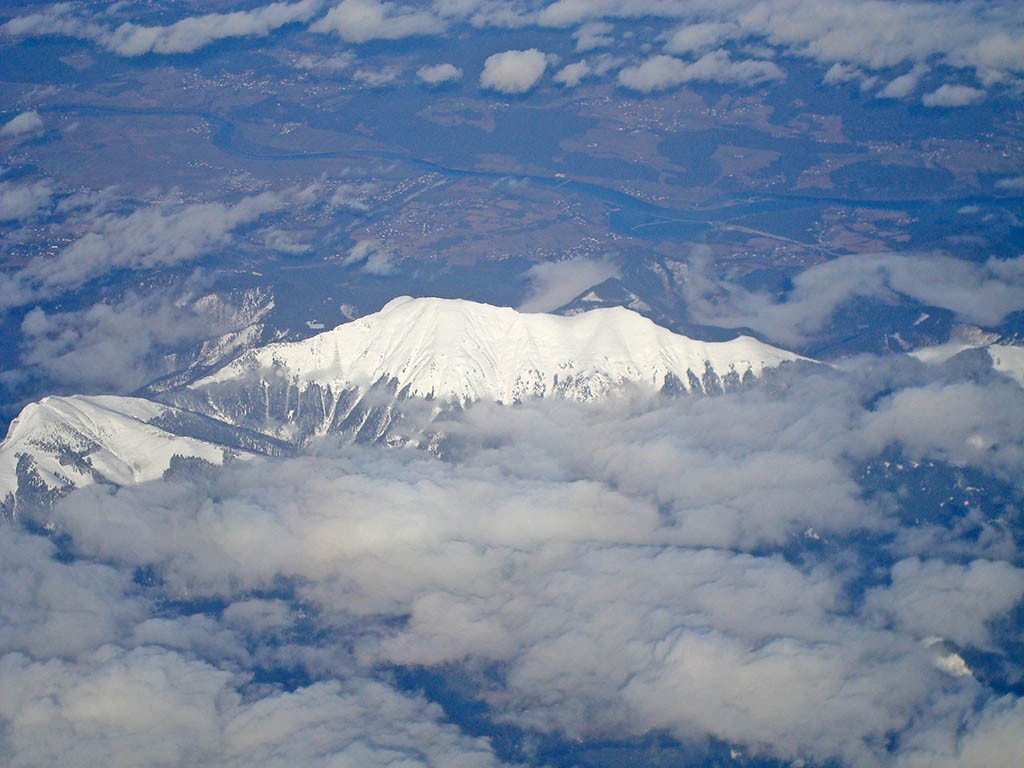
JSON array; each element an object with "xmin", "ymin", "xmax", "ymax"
[
  {"xmin": 195, "ymin": 296, "xmax": 807, "ymax": 403},
  {"xmin": 0, "ymin": 395, "xmax": 235, "ymax": 509}
]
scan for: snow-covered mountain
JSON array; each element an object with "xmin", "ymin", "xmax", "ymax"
[
  {"xmin": 2, "ymin": 297, "xmax": 809, "ymax": 513},
  {"xmin": 166, "ymin": 296, "xmax": 807, "ymax": 442},
  {"xmin": 196, "ymin": 295, "xmax": 803, "ymax": 401},
  {"xmin": 910, "ymin": 326, "xmax": 1024, "ymax": 388},
  {"xmin": 0, "ymin": 395, "xmax": 287, "ymax": 519}
]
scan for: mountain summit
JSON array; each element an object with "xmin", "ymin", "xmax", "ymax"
[{"xmin": 193, "ymin": 296, "xmax": 804, "ymax": 404}]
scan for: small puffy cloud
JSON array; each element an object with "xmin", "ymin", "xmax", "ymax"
[
  {"xmin": 293, "ymin": 52, "xmax": 355, "ymax": 73},
  {"xmin": 995, "ymin": 176, "xmax": 1024, "ymax": 191},
  {"xmin": 573, "ymin": 20, "xmax": 613, "ymax": 51},
  {"xmin": 662, "ymin": 21, "xmax": 737, "ymax": 55},
  {"xmin": 0, "ymin": 180, "xmax": 53, "ymax": 222},
  {"xmin": 537, "ymin": 0, "xmax": 611, "ymax": 27},
  {"xmin": 518, "ymin": 256, "xmax": 618, "ymax": 312},
  {"xmin": 618, "ymin": 54, "xmax": 687, "ymax": 92},
  {"xmin": 922, "ymin": 83, "xmax": 986, "ymax": 107},
  {"xmin": 553, "ymin": 61, "xmax": 591, "ymax": 87},
  {"xmin": 0, "ymin": 110, "xmax": 43, "ymax": 138},
  {"xmin": 479, "ymin": 48, "xmax": 548, "ymax": 94},
  {"xmin": 329, "ymin": 181, "xmax": 377, "ymax": 210},
  {"xmin": 312, "ymin": 0, "xmax": 443, "ymax": 43},
  {"xmin": 342, "ymin": 239, "xmax": 394, "ymax": 274},
  {"xmin": 554, "ymin": 53, "xmax": 621, "ymax": 86},
  {"xmin": 680, "ymin": 48, "xmax": 785, "ymax": 84},
  {"xmin": 619, "ymin": 50, "xmax": 784, "ymax": 92},
  {"xmin": 352, "ymin": 65, "xmax": 400, "ymax": 88},
  {"xmin": 877, "ymin": 63, "xmax": 929, "ymax": 99},
  {"xmin": 823, "ymin": 63, "xmax": 859, "ymax": 83},
  {"xmin": 416, "ymin": 62, "xmax": 463, "ymax": 85},
  {"xmin": 822, "ymin": 62, "xmax": 877, "ymax": 89},
  {"xmin": 451, "ymin": 1, "xmax": 535, "ymax": 29},
  {"xmin": 262, "ymin": 228, "xmax": 310, "ymax": 254}
]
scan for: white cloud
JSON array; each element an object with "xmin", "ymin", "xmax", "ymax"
[
  {"xmin": 451, "ymin": 0, "xmax": 537, "ymax": 29},
  {"xmin": 864, "ymin": 558, "xmax": 1024, "ymax": 647},
  {"xmin": 479, "ymin": 48, "xmax": 548, "ymax": 94},
  {"xmin": 328, "ymin": 181, "xmax": 377, "ymax": 210},
  {"xmin": 1, "ymin": 328, "xmax": 1014, "ymax": 768},
  {"xmin": 995, "ymin": 176, "xmax": 1024, "ymax": 191},
  {"xmin": 683, "ymin": 250, "xmax": 1024, "ymax": 346},
  {"xmin": 537, "ymin": 0, "xmax": 1024, "ymax": 82},
  {"xmin": 878, "ymin": 63, "xmax": 929, "ymax": 99},
  {"xmin": 351, "ymin": 65, "xmax": 400, "ymax": 87},
  {"xmin": 312, "ymin": 0, "xmax": 443, "ymax": 42},
  {"xmin": 0, "ymin": 646, "xmax": 508, "ymax": 767},
  {"xmin": 922, "ymin": 83, "xmax": 987, "ymax": 107},
  {"xmin": 293, "ymin": 51, "xmax": 355, "ymax": 72},
  {"xmin": 42, "ymin": 362, "xmax": 1024, "ymax": 765},
  {"xmin": 0, "ymin": 192, "xmax": 283, "ymax": 309},
  {"xmin": 0, "ymin": 527, "xmax": 144, "ymax": 659},
  {"xmin": 619, "ymin": 50, "xmax": 784, "ymax": 92},
  {"xmin": 573, "ymin": 20, "xmax": 613, "ymax": 51},
  {"xmin": 898, "ymin": 695, "xmax": 1024, "ymax": 768},
  {"xmin": 822, "ymin": 62, "xmax": 877, "ymax": 89},
  {"xmin": 101, "ymin": 0, "xmax": 322, "ymax": 56},
  {"xmin": 662, "ymin": 21, "xmax": 737, "ymax": 55},
  {"xmin": 617, "ymin": 53, "xmax": 687, "ymax": 92},
  {"xmin": 678, "ymin": 48, "xmax": 785, "ymax": 84},
  {"xmin": 7, "ymin": 0, "xmax": 1024, "ymax": 87},
  {"xmin": 17, "ymin": 286, "xmax": 268, "ymax": 393},
  {"xmin": 416, "ymin": 62, "xmax": 463, "ymax": 85},
  {"xmin": 553, "ymin": 60, "xmax": 591, "ymax": 87},
  {"xmin": 854, "ymin": 381, "xmax": 1024, "ymax": 482},
  {"xmin": 0, "ymin": 110, "xmax": 43, "ymax": 138},
  {"xmin": 342, "ymin": 239, "xmax": 394, "ymax": 274},
  {"xmin": 0, "ymin": 179, "xmax": 53, "ymax": 221},
  {"xmin": 518, "ymin": 256, "xmax": 618, "ymax": 311}
]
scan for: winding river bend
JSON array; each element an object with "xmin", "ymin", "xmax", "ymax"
[{"xmin": 43, "ymin": 101, "xmax": 1008, "ymax": 247}]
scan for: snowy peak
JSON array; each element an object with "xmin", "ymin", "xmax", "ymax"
[
  {"xmin": 0, "ymin": 395, "xmax": 255, "ymax": 517},
  {"xmin": 2, "ymin": 299, "xmax": 809, "ymax": 512},
  {"xmin": 195, "ymin": 296, "xmax": 806, "ymax": 404}
]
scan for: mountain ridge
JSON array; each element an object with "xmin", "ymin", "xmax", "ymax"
[
  {"xmin": 192, "ymin": 295, "xmax": 807, "ymax": 404},
  {"xmin": 1, "ymin": 297, "xmax": 811, "ymax": 514}
]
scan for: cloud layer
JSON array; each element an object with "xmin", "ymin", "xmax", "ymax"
[{"xmin": 7, "ymin": 351, "xmax": 1017, "ymax": 767}]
